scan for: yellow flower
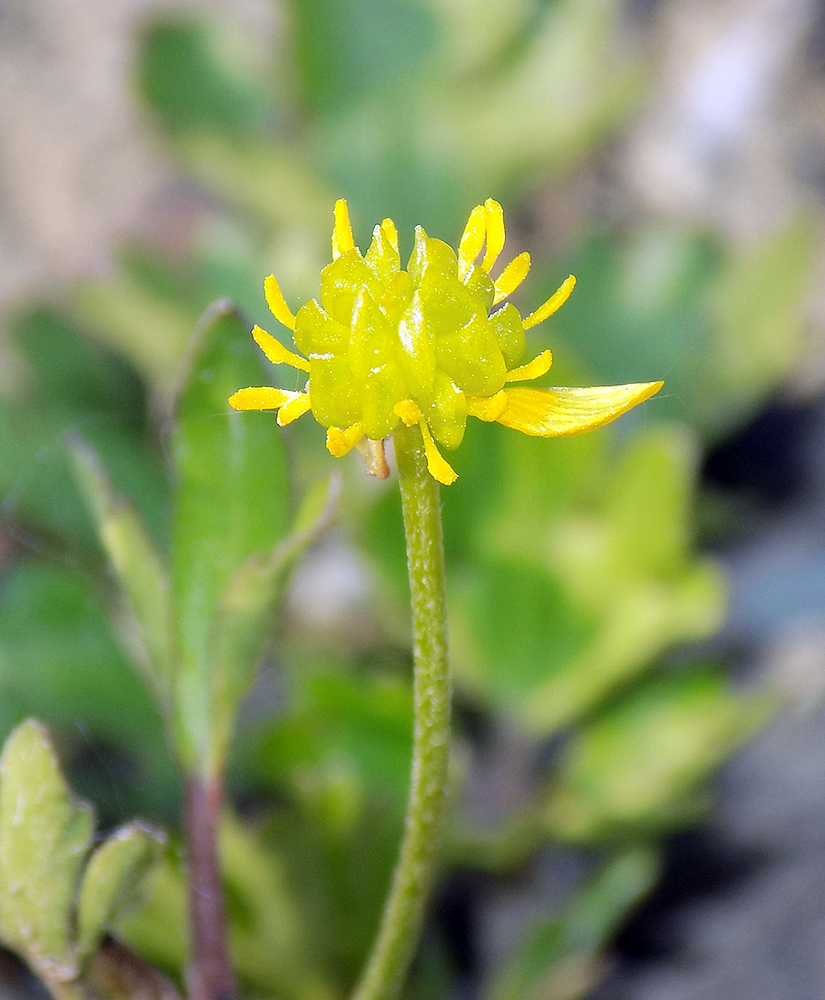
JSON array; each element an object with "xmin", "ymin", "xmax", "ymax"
[{"xmin": 229, "ymin": 199, "xmax": 663, "ymax": 485}]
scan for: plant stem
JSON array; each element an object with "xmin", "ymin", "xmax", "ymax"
[
  {"xmin": 184, "ymin": 772, "xmax": 236, "ymax": 1000},
  {"xmin": 352, "ymin": 423, "xmax": 452, "ymax": 1000}
]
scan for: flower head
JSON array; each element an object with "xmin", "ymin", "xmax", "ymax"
[{"xmin": 229, "ymin": 199, "xmax": 662, "ymax": 485}]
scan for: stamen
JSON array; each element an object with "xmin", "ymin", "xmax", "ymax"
[
  {"xmin": 332, "ymin": 199, "xmax": 355, "ymax": 259},
  {"xmin": 381, "ymin": 218, "xmax": 399, "ymax": 252},
  {"xmin": 493, "ymin": 252, "xmax": 531, "ymax": 304},
  {"xmin": 505, "ymin": 349, "xmax": 553, "ymax": 383},
  {"xmin": 264, "ymin": 274, "xmax": 296, "ymax": 330},
  {"xmin": 252, "ymin": 325, "xmax": 310, "ymax": 371},
  {"xmin": 394, "ymin": 399, "xmax": 423, "ymax": 426},
  {"xmin": 228, "ymin": 386, "xmax": 293, "ymax": 411},
  {"xmin": 465, "ymin": 390, "xmax": 508, "ymax": 422},
  {"xmin": 522, "ymin": 275, "xmax": 576, "ymax": 330},
  {"xmin": 481, "ymin": 199, "xmax": 505, "ymax": 273},
  {"xmin": 326, "ymin": 423, "xmax": 364, "ymax": 457},
  {"xmin": 277, "ymin": 392, "xmax": 312, "ymax": 425},
  {"xmin": 419, "ymin": 420, "xmax": 458, "ymax": 485},
  {"xmin": 458, "ymin": 204, "xmax": 486, "ymax": 277}
]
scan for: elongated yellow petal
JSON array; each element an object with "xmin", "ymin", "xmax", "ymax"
[
  {"xmin": 493, "ymin": 252, "xmax": 531, "ymax": 304},
  {"xmin": 495, "ymin": 382, "xmax": 664, "ymax": 437},
  {"xmin": 277, "ymin": 392, "xmax": 312, "ymax": 425},
  {"xmin": 419, "ymin": 420, "xmax": 458, "ymax": 485},
  {"xmin": 481, "ymin": 199, "xmax": 505, "ymax": 273},
  {"xmin": 466, "ymin": 390, "xmax": 508, "ymax": 422},
  {"xmin": 326, "ymin": 423, "xmax": 364, "ymax": 457},
  {"xmin": 381, "ymin": 218, "xmax": 399, "ymax": 252},
  {"xmin": 228, "ymin": 386, "xmax": 295, "ymax": 411},
  {"xmin": 332, "ymin": 198, "xmax": 355, "ymax": 258},
  {"xmin": 252, "ymin": 325, "xmax": 310, "ymax": 372},
  {"xmin": 505, "ymin": 349, "xmax": 553, "ymax": 383},
  {"xmin": 264, "ymin": 274, "xmax": 296, "ymax": 330},
  {"xmin": 458, "ymin": 204, "xmax": 486, "ymax": 276},
  {"xmin": 523, "ymin": 275, "xmax": 576, "ymax": 330}
]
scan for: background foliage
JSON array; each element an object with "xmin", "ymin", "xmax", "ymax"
[{"xmin": 0, "ymin": 0, "xmax": 822, "ymax": 998}]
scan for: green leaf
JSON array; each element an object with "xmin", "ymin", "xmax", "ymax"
[
  {"xmin": 68, "ymin": 435, "xmax": 175, "ymax": 709},
  {"xmin": 75, "ymin": 822, "xmax": 165, "ymax": 966},
  {"xmin": 0, "ymin": 308, "xmax": 165, "ymax": 548},
  {"xmin": 0, "ymin": 564, "xmax": 177, "ymax": 821},
  {"xmin": 451, "ymin": 557, "xmax": 595, "ymax": 711},
  {"xmin": 209, "ymin": 473, "xmax": 340, "ymax": 765},
  {"xmin": 542, "ymin": 671, "xmax": 772, "ymax": 841},
  {"xmin": 170, "ymin": 300, "xmax": 291, "ymax": 771},
  {"xmin": 0, "ymin": 720, "xmax": 94, "ymax": 983},
  {"xmin": 292, "ymin": 0, "xmax": 436, "ymax": 115},
  {"xmin": 486, "ymin": 849, "xmax": 659, "ymax": 1000},
  {"xmin": 137, "ymin": 19, "xmax": 271, "ymax": 136},
  {"xmin": 116, "ymin": 815, "xmax": 330, "ymax": 998}
]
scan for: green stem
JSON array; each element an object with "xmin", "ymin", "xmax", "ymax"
[{"xmin": 352, "ymin": 423, "xmax": 452, "ymax": 1000}]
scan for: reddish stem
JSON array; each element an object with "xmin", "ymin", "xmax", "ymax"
[{"xmin": 184, "ymin": 773, "xmax": 236, "ymax": 1000}]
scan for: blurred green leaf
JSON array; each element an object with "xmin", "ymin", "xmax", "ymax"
[
  {"xmin": 485, "ymin": 849, "xmax": 660, "ymax": 1000},
  {"xmin": 76, "ymin": 822, "xmax": 165, "ymax": 966},
  {"xmin": 702, "ymin": 218, "xmax": 816, "ymax": 431},
  {"xmin": 253, "ymin": 666, "xmax": 413, "ymax": 809},
  {"xmin": 210, "ymin": 474, "xmax": 339, "ymax": 763},
  {"xmin": 512, "ymin": 427, "xmax": 725, "ymax": 732},
  {"xmin": 451, "ymin": 558, "xmax": 595, "ymax": 709},
  {"xmin": 291, "ymin": 0, "xmax": 436, "ymax": 115},
  {"xmin": 170, "ymin": 300, "xmax": 291, "ymax": 771},
  {"xmin": 0, "ymin": 308, "xmax": 165, "ymax": 547},
  {"xmin": 69, "ymin": 436, "xmax": 175, "ymax": 709},
  {"xmin": 0, "ymin": 720, "xmax": 93, "ymax": 984},
  {"xmin": 0, "ymin": 563, "xmax": 169, "ymax": 763},
  {"xmin": 138, "ymin": 20, "xmax": 271, "ymax": 136},
  {"xmin": 438, "ymin": 0, "xmax": 644, "ymax": 191},
  {"xmin": 542, "ymin": 671, "xmax": 771, "ymax": 840},
  {"xmin": 117, "ymin": 815, "xmax": 335, "ymax": 1000},
  {"xmin": 518, "ymin": 564, "xmax": 725, "ymax": 734},
  {"xmin": 70, "ymin": 264, "xmax": 200, "ymax": 397}
]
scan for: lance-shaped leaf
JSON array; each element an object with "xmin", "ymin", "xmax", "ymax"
[
  {"xmin": 209, "ymin": 473, "xmax": 340, "ymax": 766},
  {"xmin": 0, "ymin": 720, "xmax": 94, "ymax": 984},
  {"xmin": 170, "ymin": 300, "xmax": 290, "ymax": 771},
  {"xmin": 68, "ymin": 434, "xmax": 174, "ymax": 710},
  {"xmin": 76, "ymin": 822, "xmax": 166, "ymax": 967},
  {"xmin": 485, "ymin": 849, "xmax": 659, "ymax": 1000}
]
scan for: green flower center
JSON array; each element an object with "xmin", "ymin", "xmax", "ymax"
[{"xmin": 293, "ymin": 224, "xmax": 526, "ymax": 449}]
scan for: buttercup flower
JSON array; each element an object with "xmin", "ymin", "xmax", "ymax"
[{"xmin": 229, "ymin": 199, "xmax": 663, "ymax": 484}]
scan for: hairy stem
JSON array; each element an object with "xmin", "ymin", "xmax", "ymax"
[
  {"xmin": 352, "ymin": 423, "xmax": 452, "ymax": 1000},
  {"xmin": 184, "ymin": 773, "xmax": 235, "ymax": 1000}
]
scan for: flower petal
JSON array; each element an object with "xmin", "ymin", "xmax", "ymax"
[
  {"xmin": 495, "ymin": 382, "xmax": 664, "ymax": 436},
  {"xmin": 481, "ymin": 199, "xmax": 505, "ymax": 273},
  {"xmin": 505, "ymin": 349, "xmax": 553, "ymax": 383},
  {"xmin": 493, "ymin": 252, "xmax": 531, "ymax": 304},
  {"xmin": 332, "ymin": 199, "xmax": 355, "ymax": 259},
  {"xmin": 252, "ymin": 325, "xmax": 310, "ymax": 371},
  {"xmin": 522, "ymin": 274, "xmax": 576, "ymax": 330},
  {"xmin": 228, "ymin": 386, "xmax": 297, "ymax": 411},
  {"xmin": 419, "ymin": 420, "xmax": 458, "ymax": 485},
  {"xmin": 326, "ymin": 423, "xmax": 364, "ymax": 457},
  {"xmin": 264, "ymin": 274, "xmax": 296, "ymax": 330}
]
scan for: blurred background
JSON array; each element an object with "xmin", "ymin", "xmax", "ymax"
[{"xmin": 1, "ymin": 0, "xmax": 825, "ymax": 997}]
